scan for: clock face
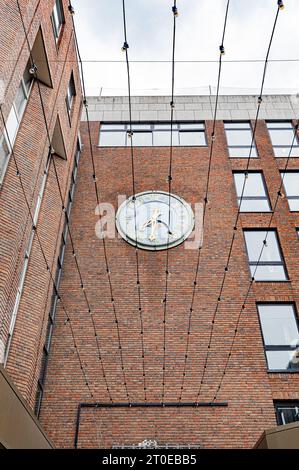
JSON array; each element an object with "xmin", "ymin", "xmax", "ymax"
[{"xmin": 116, "ymin": 191, "xmax": 194, "ymax": 251}]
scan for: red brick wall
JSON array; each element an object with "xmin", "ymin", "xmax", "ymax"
[
  {"xmin": 39, "ymin": 119, "xmax": 299, "ymax": 448},
  {"xmin": 0, "ymin": 0, "xmax": 82, "ymax": 408}
]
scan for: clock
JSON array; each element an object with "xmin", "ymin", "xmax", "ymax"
[{"xmin": 116, "ymin": 190, "xmax": 194, "ymax": 251}]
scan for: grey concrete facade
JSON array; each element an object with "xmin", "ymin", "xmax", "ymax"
[{"xmin": 82, "ymin": 94, "xmax": 299, "ymax": 122}]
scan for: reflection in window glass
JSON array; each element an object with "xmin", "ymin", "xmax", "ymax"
[
  {"xmin": 52, "ymin": 0, "xmax": 65, "ymax": 41},
  {"xmin": 98, "ymin": 122, "xmax": 207, "ymax": 147},
  {"xmin": 226, "ymin": 129, "xmax": 253, "ymax": 146},
  {"xmin": 127, "ymin": 132, "xmax": 152, "ymax": 147},
  {"xmin": 0, "ymin": 136, "xmax": 10, "ymax": 183},
  {"xmin": 224, "ymin": 122, "xmax": 258, "ymax": 158},
  {"xmin": 66, "ymin": 74, "xmax": 76, "ymax": 118},
  {"xmin": 6, "ymin": 107, "xmax": 19, "ymax": 144},
  {"xmin": 99, "ymin": 131, "xmax": 126, "ymax": 147},
  {"xmin": 153, "ymin": 131, "xmax": 179, "ymax": 146},
  {"xmin": 179, "ymin": 123, "xmax": 205, "ymax": 130},
  {"xmin": 266, "ymin": 350, "xmax": 299, "ymax": 371},
  {"xmin": 179, "ymin": 131, "xmax": 206, "ymax": 146},
  {"xmin": 275, "ymin": 403, "xmax": 299, "ymax": 425},
  {"xmin": 267, "ymin": 121, "xmax": 299, "ymax": 157},
  {"xmin": 234, "ymin": 172, "xmax": 271, "ymax": 212},
  {"xmin": 281, "ymin": 172, "xmax": 299, "ymax": 211},
  {"xmin": 258, "ymin": 304, "xmax": 299, "ymax": 372},
  {"xmin": 14, "ymin": 84, "xmax": 27, "ymax": 117},
  {"xmin": 244, "ymin": 230, "xmax": 287, "ymax": 281}
]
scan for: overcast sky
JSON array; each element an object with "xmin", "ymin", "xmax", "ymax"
[{"xmin": 72, "ymin": 0, "xmax": 299, "ymax": 96}]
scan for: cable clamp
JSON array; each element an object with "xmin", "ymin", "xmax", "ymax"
[
  {"xmin": 29, "ymin": 63, "xmax": 38, "ymax": 75},
  {"xmin": 278, "ymin": 1, "xmax": 284, "ymax": 10},
  {"xmin": 172, "ymin": 5, "xmax": 178, "ymax": 16}
]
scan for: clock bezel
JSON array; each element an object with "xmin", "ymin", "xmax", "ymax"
[{"xmin": 115, "ymin": 190, "xmax": 195, "ymax": 251}]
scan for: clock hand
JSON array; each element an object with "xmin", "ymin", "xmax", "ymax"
[
  {"xmin": 148, "ymin": 209, "xmax": 161, "ymax": 240},
  {"xmin": 157, "ymin": 219, "xmax": 175, "ymax": 237},
  {"xmin": 140, "ymin": 209, "xmax": 161, "ymax": 239}
]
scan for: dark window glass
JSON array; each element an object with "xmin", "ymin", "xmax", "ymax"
[
  {"xmin": 281, "ymin": 172, "xmax": 299, "ymax": 212},
  {"xmin": 234, "ymin": 172, "xmax": 271, "ymax": 212},
  {"xmin": 275, "ymin": 402, "xmax": 299, "ymax": 425},
  {"xmin": 244, "ymin": 230, "xmax": 287, "ymax": 281},
  {"xmin": 267, "ymin": 121, "xmax": 299, "ymax": 157},
  {"xmin": 258, "ymin": 304, "xmax": 299, "ymax": 372},
  {"xmin": 224, "ymin": 121, "xmax": 257, "ymax": 158},
  {"xmin": 66, "ymin": 74, "xmax": 76, "ymax": 118},
  {"xmin": 51, "ymin": 0, "xmax": 65, "ymax": 41}
]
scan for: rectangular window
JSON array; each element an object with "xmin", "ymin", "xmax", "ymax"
[
  {"xmin": 233, "ymin": 172, "xmax": 271, "ymax": 212},
  {"xmin": 224, "ymin": 121, "xmax": 257, "ymax": 158},
  {"xmin": 0, "ymin": 135, "xmax": 10, "ymax": 183},
  {"xmin": 51, "ymin": 0, "xmax": 65, "ymax": 41},
  {"xmin": 257, "ymin": 304, "xmax": 299, "ymax": 372},
  {"xmin": 281, "ymin": 171, "xmax": 299, "ymax": 212},
  {"xmin": 244, "ymin": 230, "xmax": 288, "ymax": 281},
  {"xmin": 275, "ymin": 402, "xmax": 299, "ymax": 425},
  {"xmin": 153, "ymin": 123, "xmax": 179, "ymax": 146},
  {"xmin": 98, "ymin": 122, "xmax": 207, "ymax": 147},
  {"xmin": 66, "ymin": 73, "xmax": 76, "ymax": 121},
  {"xmin": 0, "ymin": 60, "xmax": 33, "ymax": 184},
  {"xmin": 99, "ymin": 124, "xmax": 127, "ymax": 147},
  {"xmin": 267, "ymin": 121, "xmax": 299, "ymax": 157}
]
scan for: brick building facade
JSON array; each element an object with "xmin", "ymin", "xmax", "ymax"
[
  {"xmin": 0, "ymin": 0, "xmax": 82, "ymax": 442},
  {"xmin": 38, "ymin": 95, "xmax": 299, "ymax": 448}
]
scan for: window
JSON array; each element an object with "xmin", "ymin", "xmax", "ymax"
[
  {"xmin": 51, "ymin": 0, "xmax": 65, "ymax": 42},
  {"xmin": 66, "ymin": 73, "xmax": 76, "ymax": 121},
  {"xmin": 243, "ymin": 230, "xmax": 288, "ymax": 281},
  {"xmin": 233, "ymin": 172, "xmax": 271, "ymax": 212},
  {"xmin": 98, "ymin": 122, "xmax": 207, "ymax": 147},
  {"xmin": 267, "ymin": 121, "xmax": 299, "ymax": 157},
  {"xmin": 224, "ymin": 121, "xmax": 258, "ymax": 158},
  {"xmin": 0, "ymin": 136, "xmax": 10, "ymax": 183},
  {"xmin": 0, "ymin": 60, "xmax": 33, "ymax": 184},
  {"xmin": 281, "ymin": 171, "xmax": 299, "ymax": 211},
  {"xmin": 275, "ymin": 402, "xmax": 299, "ymax": 425},
  {"xmin": 153, "ymin": 123, "xmax": 179, "ymax": 147},
  {"xmin": 99, "ymin": 124, "xmax": 127, "ymax": 146},
  {"xmin": 257, "ymin": 304, "xmax": 299, "ymax": 372}
]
